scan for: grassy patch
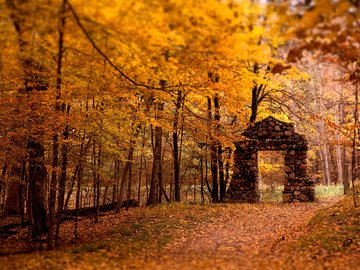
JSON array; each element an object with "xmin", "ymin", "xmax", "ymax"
[
  {"xmin": 71, "ymin": 241, "xmax": 112, "ymax": 254},
  {"xmin": 315, "ymin": 184, "xmax": 344, "ymax": 199},
  {"xmin": 297, "ymin": 195, "xmax": 360, "ymax": 254},
  {"xmin": 259, "ymin": 184, "xmax": 344, "ymax": 202},
  {"xmin": 259, "ymin": 185, "xmax": 283, "ymax": 202},
  {"xmin": 103, "ymin": 203, "xmax": 217, "ymax": 253}
]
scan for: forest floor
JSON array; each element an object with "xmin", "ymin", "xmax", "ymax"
[{"xmin": 0, "ymin": 195, "xmax": 359, "ymax": 270}]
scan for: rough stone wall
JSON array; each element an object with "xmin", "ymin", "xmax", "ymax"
[
  {"xmin": 283, "ymin": 149, "xmax": 315, "ymax": 202},
  {"xmin": 226, "ymin": 116, "xmax": 315, "ymax": 203},
  {"xmin": 227, "ymin": 147, "xmax": 259, "ymax": 203}
]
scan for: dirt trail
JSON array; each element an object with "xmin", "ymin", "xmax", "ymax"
[{"xmin": 144, "ymin": 201, "xmax": 334, "ymax": 270}]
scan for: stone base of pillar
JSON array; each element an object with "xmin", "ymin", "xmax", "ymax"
[{"xmin": 282, "ymin": 177, "xmax": 316, "ymax": 203}]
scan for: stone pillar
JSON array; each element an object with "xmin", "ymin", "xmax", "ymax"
[
  {"xmin": 282, "ymin": 146, "xmax": 315, "ymax": 202},
  {"xmin": 227, "ymin": 144, "xmax": 259, "ymax": 203}
]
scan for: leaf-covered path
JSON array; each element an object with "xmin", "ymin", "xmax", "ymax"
[
  {"xmin": 3, "ymin": 198, "xmax": 357, "ymax": 270},
  {"xmin": 139, "ymin": 201, "xmax": 335, "ymax": 269}
]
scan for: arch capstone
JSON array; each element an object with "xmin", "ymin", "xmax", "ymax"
[{"xmin": 226, "ymin": 116, "xmax": 315, "ymax": 203}]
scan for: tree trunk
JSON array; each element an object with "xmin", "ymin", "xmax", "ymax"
[
  {"xmin": 320, "ymin": 143, "xmax": 331, "ymax": 185},
  {"xmin": 95, "ymin": 143, "xmax": 101, "ymax": 223},
  {"xmin": 50, "ymin": 0, "xmax": 67, "ymax": 248},
  {"xmin": 48, "ymin": 131, "xmax": 59, "ymax": 249},
  {"xmin": 28, "ymin": 141, "xmax": 48, "ymax": 239},
  {"xmin": 55, "ymin": 104, "xmax": 69, "ymax": 246},
  {"xmin": 5, "ymin": 169, "xmax": 21, "ymax": 215},
  {"xmin": 335, "ymin": 101, "xmax": 343, "ymax": 186},
  {"xmin": 249, "ymin": 63, "xmax": 264, "ymax": 124},
  {"xmin": 64, "ymin": 165, "xmax": 78, "ymax": 210},
  {"xmin": 138, "ymin": 154, "xmax": 143, "ymax": 205},
  {"xmin": 351, "ymin": 80, "xmax": 359, "ymax": 207},
  {"xmin": 214, "ymin": 94, "xmax": 226, "ymax": 201},
  {"xmin": 6, "ymin": 0, "xmax": 50, "ymax": 241},
  {"xmin": 339, "ymin": 85, "xmax": 350, "ymax": 194},
  {"xmin": 115, "ymin": 160, "xmax": 121, "ymax": 206},
  {"xmin": 74, "ymin": 165, "xmax": 83, "ymax": 240},
  {"xmin": 173, "ymin": 90, "xmax": 182, "ymax": 202},
  {"xmin": 73, "ymin": 131, "xmax": 88, "ymax": 239},
  {"xmin": 20, "ymin": 161, "xmax": 26, "ymax": 226},
  {"xmin": 148, "ymin": 80, "xmax": 166, "ymax": 205},
  {"xmin": 318, "ymin": 76, "xmax": 331, "ymax": 185},
  {"xmin": 92, "ymin": 140, "xmax": 97, "ymax": 208},
  {"xmin": 112, "ymin": 160, "xmax": 118, "ymax": 204},
  {"xmin": 250, "ymin": 85, "xmax": 259, "ymax": 123},
  {"xmin": 148, "ymin": 117, "xmax": 163, "ymax": 205},
  {"xmin": 117, "ymin": 127, "xmax": 139, "ymax": 210},
  {"xmin": 0, "ymin": 164, "xmax": 7, "ymax": 214},
  {"xmin": 158, "ymin": 143, "xmax": 164, "ymax": 204},
  {"xmin": 126, "ymin": 158, "xmax": 133, "ymax": 210},
  {"xmin": 204, "ymin": 145, "xmax": 212, "ymax": 196},
  {"xmin": 200, "ymin": 155, "xmax": 205, "ymax": 204},
  {"xmin": 208, "ymin": 97, "xmax": 218, "ymax": 203}
]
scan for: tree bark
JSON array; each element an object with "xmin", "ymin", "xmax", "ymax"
[
  {"xmin": 94, "ymin": 143, "xmax": 101, "ymax": 223},
  {"xmin": 64, "ymin": 165, "xmax": 78, "ymax": 210},
  {"xmin": 250, "ymin": 85, "xmax": 259, "ymax": 123},
  {"xmin": 208, "ymin": 97, "xmax": 218, "ymax": 203},
  {"xmin": 137, "ymin": 127, "xmax": 146, "ymax": 205},
  {"xmin": 200, "ymin": 155, "xmax": 205, "ymax": 204},
  {"xmin": 28, "ymin": 141, "xmax": 48, "ymax": 239},
  {"xmin": 117, "ymin": 127, "xmax": 139, "ymax": 210},
  {"xmin": 48, "ymin": 131, "xmax": 59, "ymax": 249},
  {"xmin": 147, "ymin": 80, "xmax": 165, "ymax": 205},
  {"xmin": 339, "ymin": 85, "xmax": 350, "ymax": 194},
  {"xmin": 318, "ymin": 75, "xmax": 331, "ymax": 185},
  {"xmin": 147, "ymin": 110, "xmax": 163, "ymax": 205},
  {"xmin": 74, "ymin": 165, "xmax": 83, "ymax": 240},
  {"xmin": 351, "ymin": 80, "xmax": 359, "ymax": 207},
  {"xmin": 6, "ymin": 0, "xmax": 50, "ymax": 240},
  {"xmin": 173, "ymin": 90, "xmax": 182, "ymax": 202},
  {"xmin": 5, "ymin": 168, "xmax": 21, "ymax": 216},
  {"xmin": 55, "ymin": 104, "xmax": 69, "ymax": 246},
  {"xmin": 50, "ymin": 0, "xmax": 67, "ymax": 249},
  {"xmin": 0, "ymin": 164, "xmax": 7, "ymax": 214},
  {"xmin": 214, "ymin": 94, "xmax": 226, "ymax": 201}
]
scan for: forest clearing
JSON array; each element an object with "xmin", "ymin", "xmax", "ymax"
[{"xmin": 0, "ymin": 0, "xmax": 360, "ymax": 269}]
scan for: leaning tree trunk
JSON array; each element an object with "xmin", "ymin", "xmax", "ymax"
[{"xmin": 117, "ymin": 126, "xmax": 140, "ymax": 210}]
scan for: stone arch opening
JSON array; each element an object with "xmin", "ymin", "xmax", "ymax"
[
  {"xmin": 226, "ymin": 116, "xmax": 315, "ymax": 203},
  {"xmin": 258, "ymin": 150, "xmax": 285, "ymax": 201}
]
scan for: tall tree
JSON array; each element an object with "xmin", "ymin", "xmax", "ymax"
[
  {"xmin": 173, "ymin": 90, "xmax": 182, "ymax": 202},
  {"xmin": 147, "ymin": 80, "xmax": 166, "ymax": 205},
  {"xmin": 6, "ymin": 0, "xmax": 51, "ymax": 240}
]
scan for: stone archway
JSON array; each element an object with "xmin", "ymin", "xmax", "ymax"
[{"xmin": 226, "ymin": 116, "xmax": 315, "ymax": 203}]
